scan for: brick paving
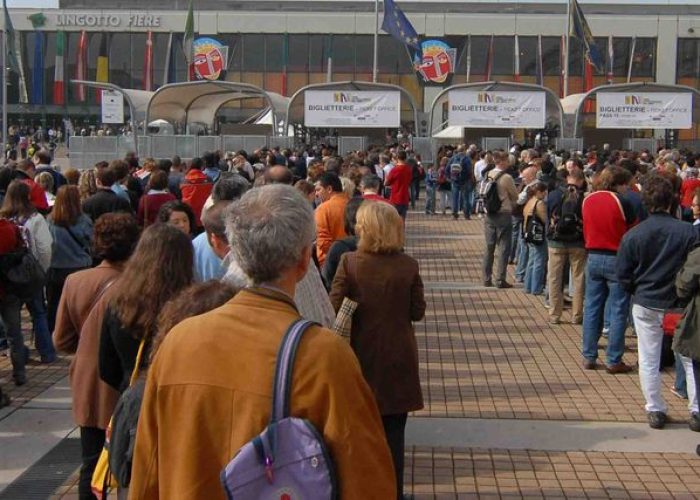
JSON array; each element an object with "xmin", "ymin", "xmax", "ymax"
[{"xmin": 3, "ymin": 207, "xmax": 700, "ymax": 499}]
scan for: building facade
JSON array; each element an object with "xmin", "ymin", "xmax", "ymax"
[{"xmin": 2, "ymin": 0, "xmax": 699, "ymax": 138}]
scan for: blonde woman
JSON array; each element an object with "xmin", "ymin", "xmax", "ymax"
[{"xmin": 329, "ymin": 200, "xmax": 425, "ymax": 499}]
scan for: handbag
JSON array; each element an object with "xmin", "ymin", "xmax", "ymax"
[
  {"xmin": 91, "ymin": 338, "xmax": 146, "ymax": 499},
  {"xmin": 0, "ymin": 220, "xmax": 46, "ymax": 301},
  {"xmin": 662, "ymin": 308, "xmax": 684, "ymax": 336},
  {"xmin": 524, "ymin": 201, "xmax": 546, "ymax": 245}
]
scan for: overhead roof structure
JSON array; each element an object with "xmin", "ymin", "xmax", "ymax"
[
  {"xmin": 428, "ymin": 81, "xmax": 565, "ymax": 138},
  {"xmin": 285, "ymin": 80, "xmax": 420, "ymax": 133},
  {"xmin": 146, "ymin": 81, "xmax": 290, "ymax": 135},
  {"xmin": 572, "ymin": 82, "xmax": 700, "ymax": 137}
]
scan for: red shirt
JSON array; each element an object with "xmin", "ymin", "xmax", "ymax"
[
  {"xmin": 138, "ymin": 192, "xmax": 177, "ymax": 227},
  {"xmin": 362, "ymin": 193, "xmax": 391, "ymax": 204},
  {"xmin": 680, "ymin": 179, "xmax": 700, "ymax": 208},
  {"xmin": 181, "ymin": 169, "xmax": 213, "ymax": 227},
  {"xmin": 0, "ymin": 219, "xmax": 20, "ymax": 297},
  {"xmin": 385, "ymin": 162, "xmax": 412, "ymax": 206},
  {"xmin": 20, "ymin": 178, "xmax": 49, "ymax": 213},
  {"xmin": 582, "ymin": 191, "xmax": 631, "ymax": 252}
]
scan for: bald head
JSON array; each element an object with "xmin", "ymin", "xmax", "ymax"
[
  {"xmin": 264, "ymin": 166, "xmax": 294, "ymax": 185},
  {"xmin": 521, "ymin": 166, "xmax": 537, "ymax": 185}
]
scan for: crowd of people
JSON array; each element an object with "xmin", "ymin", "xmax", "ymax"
[{"xmin": 1, "ymin": 139, "xmax": 700, "ymax": 498}]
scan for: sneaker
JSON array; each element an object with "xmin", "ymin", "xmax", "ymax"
[
  {"xmin": 671, "ymin": 387, "xmax": 688, "ymax": 400},
  {"xmin": 602, "ymin": 327, "xmax": 610, "ymax": 337},
  {"xmin": 571, "ymin": 317, "xmax": 583, "ymax": 325},
  {"xmin": 606, "ymin": 362, "xmax": 635, "ymax": 374},
  {"xmin": 496, "ymin": 282, "xmax": 513, "ymax": 289},
  {"xmin": 647, "ymin": 411, "xmax": 667, "ymax": 429},
  {"xmin": 550, "ymin": 317, "xmax": 561, "ymax": 325},
  {"xmin": 690, "ymin": 412, "xmax": 700, "ymax": 432}
]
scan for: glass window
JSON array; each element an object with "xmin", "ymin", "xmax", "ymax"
[
  {"xmin": 519, "ymin": 36, "xmax": 537, "ymax": 76},
  {"xmin": 332, "ymin": 35, "xmax": 355, "ymax": 73},
  {"xmin": 568, "ymin": 37, "xmax": 583, "ymax": 77},
  {"xmin": 542, "ymin": 36, "xmax": 561, "ymax": 76},
  {"xmin": 265, "ymin": 34, "xmax": 284, "ymax": 72},
  {"xmin": 378, "ymin": 36, "xmax": 400, "ymax": 73},
  {"xmin": 131, "ymin": 33, "xmax": 146, "ymax": 90},
  {"xmin": 355, "ymin": 35, "xmax": 374, "ymax": 73},
  {"xmin": 109, "ymin": 33, "xmax": 131, "ymax": 90},
  {"xmin": 678, "ymin": 38, "xmax": 700, "ymax": 79},
  {"xmin": 593, "ymin": 36, "xmax": 606, "ymax": 75},
  {"xmin": 470, "ymin": 36, "xmax": 490, "ymax": 77},
  {"xmin": 613, "ymin": 37, "xmax": 631, "ymax": 76},
  {"xmin": 242, "ymin": 34, "xmax": 265, "ymax": 72},
  {"xmin": 632, "ymin": 38, "xmax": 656, "ymax": 78},
  {"xmin": 44, "ymin": 32, "xmax": 56, "ymax": 103},
  {"xmin": 308, "ymin": 34, "xmax": 328, "ymax": 72},
  {"xmin": 492, "ymin": 36, "xmax": 514, "ymax": 75},
  {"xmin": 288, "ymin": 34, "xmax": 309, "ymax": 72}
]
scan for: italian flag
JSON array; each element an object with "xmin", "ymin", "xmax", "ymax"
[{"xmin": 53, "ymin": 31, "xmax": 65, "ymax": 105}]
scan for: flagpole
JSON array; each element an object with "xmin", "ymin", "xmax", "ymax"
[
  {"xmin": 564, "ymin": 0, "xmax": 571, "ymax": 97},
  {"xmin": 372, "ymin": 0, "xmax": 379, "ymax": 82},
  {"xmin": 627, "ymin": 36, "xmax": 636, "ymax": 83},
  {"xmin": 2, "ymin": 27, "xmax": 7, "ymax": 151},
  {"xmin": 465, "ymin": 34, "xmax": 472, "ymax": 83}
]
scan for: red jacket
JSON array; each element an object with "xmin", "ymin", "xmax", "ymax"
[
  {"xmin": 20, "ymin": 178, "xmax": 49, "ymax": 213},
  {"xmin": 680, "ymin": 179, "xmax": 700, "ymax": 208},
  {"xmin": 385, "ymin": 163, "xmax": 412, "ymax": 206},
  {"xmin": 137, "ymin": 192, "xmax": 177, "ymax": 227},
  {"xmin": 0, "ymin": 218, "xmax": 20, "ymax": 297},
  {"xmin": 582, "ymin": 191, "xmax": 633, "ymax": 253},
  {"xmin": 180, "ymin": 169, "xmax": 213, "ymax": 227}
]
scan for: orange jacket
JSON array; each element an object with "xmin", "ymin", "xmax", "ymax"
[{"xmin": 315, "ymin": 193, "xmax": 348, "ymax": 266}]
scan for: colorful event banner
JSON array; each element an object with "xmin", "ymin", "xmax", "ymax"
[
  {"xmin": 304, "ymin": 90, "xmax": 401, "ymax": 128},
  {"xmin": 448, "ymin": 90, "xmax": 546, "ymax": 128},
  {"xmin": 596, "ymin": 92, "xmax": 693, "ymax": 129}
]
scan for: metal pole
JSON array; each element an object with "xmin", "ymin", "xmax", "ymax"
[
  {"xmin": 563, "ymin": 0, "xmax": 571, "ymax": 97},
  {"xmin": 372, "ymin": 0, "xmax": 379, "ymax": 82},
  {"xmin": 1, "ymin": 28, "xmax": 7, "ymax": 153}
]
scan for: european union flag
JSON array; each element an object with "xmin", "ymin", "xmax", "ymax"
[
  {"xmin": 381, "ymin": 0, "xmax": 420, "ymax": 50},
  {"xmin": 570, "ymin": 0, "xmax": 605, "ymax": 72}
]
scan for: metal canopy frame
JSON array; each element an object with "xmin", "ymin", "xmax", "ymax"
[
  {"xmin": 284, "ymin": 80, "xmax": 420, "ymax": 135},
  {"xmin": 146, "ymin": 81, "xmax": 289, "ymax": 136},
  {"xmin": 69, "ymin": 80, "xmax": 152, "ymax": 156},
  {"xmin": 428, "ymin": 81, "xmax": 565, "ymax": 138},
  {"xmin": 573, "ymin": 82, "xmax": 700, "ymax": 137}
]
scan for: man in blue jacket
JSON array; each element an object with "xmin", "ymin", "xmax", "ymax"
[
  {"xmin": 445, "ymin": 145, "xmax": 473, "ymax": 220},
  {"xmin": 617, "ymin": 174, "xmax": 698, "ymax": 430}
]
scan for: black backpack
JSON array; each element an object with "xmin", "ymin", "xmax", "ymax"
[
  {"xmin": 480, "ymin": 171, "xmax": 505, "ymax": 214},
  {"xmin": 0, "ymin": 218, "xmax": 46, "ymax": 301},
  {"xmin": 549, "ymin": 186, "xmax": 584, "ymax": 242},
  {"xmin": 524, "ymin": 201, "xmax": 546, "ymax": 245}
]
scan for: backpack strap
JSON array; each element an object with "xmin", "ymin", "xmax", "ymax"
[{"xmin": 271, "ymin": 318, "xmax": 316, "ymax": 423}]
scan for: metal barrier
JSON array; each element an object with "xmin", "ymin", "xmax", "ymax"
[
  {"xmin": 337, "ymin": 137, "xmax": 367, "ymax": 155},
  {"xmin": 222, "ymin": 135, "xmax": 269, "ymax": 153},
  {"xmin": 268, "ymin": 136, "xmax": 295, "ymax": 150},
  {"xmin": 198, "ymin": 136, "xmax": 222, "ymax": 156},
  {"xmin": 555, "ymin": 138, "xmax": 584, "ymax": 152},
  {"xmin": 482, "ymin": 137, "xmax": 510, "ymax": 151},
  {"xmin": 624, "ymin": 138, "xmax": 659, "ymax": 152},
  {"xmin": 410, "ymin": 137, "xmax": 434, "ymax": 164}
]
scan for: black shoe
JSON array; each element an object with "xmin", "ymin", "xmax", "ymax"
[
  {"xmin": 483, "ymin": 280, "xmax": 494, "ymax": 287},
  {"xmin": 496, "ymin": 282, "xmax": 513, "ymax": 289},
  {"xmin": 582, "ymin": 358, "xmax": 596, "ymax": 370},
  {"xmin": 647, "ymin": 411, "xmax": 667, "ymax": 429},
  {"xmin": 13, "ymin": 372, "xmax": 27, "ymax": 386},
  {"xmin": 0, "ymin": 390, "xmax": 10, "ymax": 408},
  {"xmin": 690, "ymin": 412, "xmax": 700, "ymax": 432}
]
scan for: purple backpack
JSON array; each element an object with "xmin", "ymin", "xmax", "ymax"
[{"xmin": 221, "ymin": 319, "xmax": 338, "ymax": 500}]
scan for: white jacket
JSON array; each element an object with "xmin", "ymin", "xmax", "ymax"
[{"xmin": 23, "ymin": 213, "xmax": 53, "ymax": 271}]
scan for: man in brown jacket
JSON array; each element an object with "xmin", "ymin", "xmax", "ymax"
[{"xmin": 130, "ymin": 185, "xmax": 395, "ymax": 499}]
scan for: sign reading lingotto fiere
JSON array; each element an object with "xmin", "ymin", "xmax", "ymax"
[
  {"xmin": 597, "ymin": 92, "xmax": 693, "ymax": 129},
  {"xmin": 448, "ymin": 90, "xmax": 546, "ymax": 129},
  {"xmin": 304, "ymin": 91, "xmax": 400, "ymax": 128}
]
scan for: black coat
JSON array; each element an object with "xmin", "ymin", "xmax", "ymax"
[{"xmin": 82, "ymin": 189, "xmax": 133, "ymax": 222}]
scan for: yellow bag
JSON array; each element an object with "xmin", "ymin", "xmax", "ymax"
[{"xmin": 91, "ymin": 339, "xmax": 146, "ymax": 499}]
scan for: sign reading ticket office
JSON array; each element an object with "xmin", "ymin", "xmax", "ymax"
[
  {"xmin": 596, "ymin": 92, "xmax": 693, "ymax": 129},
  {"xmin": 304, "ymin": 91, "xmax": 400, "ymax": 128},
  {"xmin": 448, "ymin": 90, "xmax": 546, "ymax": 129}
]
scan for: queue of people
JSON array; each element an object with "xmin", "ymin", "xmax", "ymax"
[{"xmin": 0, "ymin": 143, "xmax": 428, "ymax": 499}]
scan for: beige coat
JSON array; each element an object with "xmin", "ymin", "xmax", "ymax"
[
  {"xmin": 53, "ymin": 261, "xmax": 123, "ymax": 429},
  {"xmin": 129, "ymin": 288, "xmax": 395, "ymax": 499}
]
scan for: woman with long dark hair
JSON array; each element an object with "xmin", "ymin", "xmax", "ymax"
[
  {"xmin": 99, "ymin": 223, "xmax": 194, "ymax": 392},
  {"xmin": 47, "ymin": 185, "xmax": 93, "ymax": 332},
  {"xmin": 0, "ymin": 180, "xmax": 55, "ymax": 365}
]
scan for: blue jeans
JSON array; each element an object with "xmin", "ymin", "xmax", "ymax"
[
  {"xmin": 462, "ymin": 184, "xmax": 474, "ymax": 216},
  {"xmin": 674, "ymin": 353, "xmax": 688, "ymax": 397},
  {"xmin": 425, "ymin": 185, "xmax": 436, "ymax": 214},
  {"xmin": 515, "ymin": 233, "xmax": 529, "ymax": 281},
  {"xmin": 582, "ymin": 253, "xmax": 630, "ymax": 365},
  {"xmin": 26, "ymin": 292, "xmax": 55, "ymax": 361},
  {"xmin": 451, "ymin": 183, "xmax": 462, "ymax": 217},
  {"xmin": 524, "ymin": 241, "xmax": 547, "ymax": 294},
  {"xmin": 511, "ymin": 217, "xmax": 523, "ymax": 262}
]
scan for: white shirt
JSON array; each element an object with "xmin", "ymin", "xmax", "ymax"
[{"xmin": 474, "ymin": 159, "xmax": 488, "ymax": 181}]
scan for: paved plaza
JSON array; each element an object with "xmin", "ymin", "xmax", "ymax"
[{"xmin": 2, "ymin": 208, "xmax": 700, "ymax": 499}]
